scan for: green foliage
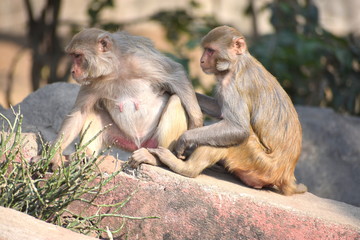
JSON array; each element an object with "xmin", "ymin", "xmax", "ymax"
[
  {"xmin": 0, "ymin": 109, "xmax": 157, "ymax": 237},
  {"xmin": 249, "ymin": 0, "xmax": 360, "ymax": 115}
]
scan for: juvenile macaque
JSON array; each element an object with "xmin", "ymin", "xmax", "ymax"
[
  {"xmin": 130, "ymin": 26, "xmax": 306, "ymax": 195},
  {"xmin": 49, "ymin": 28, "xmax": 203, "ymax": 169}
]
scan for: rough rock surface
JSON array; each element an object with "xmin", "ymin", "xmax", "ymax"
[
  {"xmin": 1, "ymin": 82, "xmax": 359, "ymax": 206},
  {"xmin": 69, "ymin": 163, "xmax": 360, "ymax": 239},
  {"xmin": 296, "ymin": 106, "xmax": 360, "ymax": 206},
  {"xmin": 0, "ymin": 207, "xmax": 97, "ymax": 240}
]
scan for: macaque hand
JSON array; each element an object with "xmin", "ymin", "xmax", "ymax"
[
  {"xmin": 174, "ymin": 135, "xmax": 189, "ymax": 159},
  {"xmin": 50, "ymin": 154, "xmax": 70, "ymax": 171},
  {"xmin": 128, "ymin": 148, "xmax": 159, "ymax": 168}
]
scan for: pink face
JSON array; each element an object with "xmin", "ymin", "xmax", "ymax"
[
  {"xmin": 69, "ymin": 52, "xmax": 87, "ymax": 82},
  {"xmin": 200, "ymin": 46, "xmax": 217, "ymax": 74}
]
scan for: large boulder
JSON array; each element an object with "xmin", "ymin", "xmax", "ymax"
[
  {"xmin": 296, "ymin": 106, "xmax": 360, "ymax": 206},
  {"xmin": 0, "ymin": 82, "xmax": 359, "ymax": 207},
  {"xmin": 69, "ymin": 163, "xmax": 360, "ymax": 239},
  {"xmin": 0, "ymin": 207, "xmax": 97, "ymax": 240},
  {"xmin": 0, "ymin": 82, "xmax": 79, "ymax": 154}
]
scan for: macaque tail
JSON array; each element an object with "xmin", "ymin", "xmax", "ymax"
[
  {"xmin": 294, "ymin": 183, "xmax": 307, "ymax": 194},
  {"xmin": 280, "ymin": 181, "xmax": 307, "ymax": 195}
]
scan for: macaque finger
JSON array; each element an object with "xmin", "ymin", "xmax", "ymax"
[
  {"xmin": 127, "ymin": 155, "xmax": 140, "ymax": 168},
  {"xmin": 173, "ymin": 136, "xmax": 188, "ymax": 159},
  {"xmin": 174, "ymin": 145, "xmax": 186, "ymax": 159},
  {"xmin": 128, "ymin": 148, "xmax": 159, "ymax": 167}
]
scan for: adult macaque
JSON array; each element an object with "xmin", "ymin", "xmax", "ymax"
[
  {"xmin": 48, "ymin": 28, "xmax": 203, "ymax": 169},
  {"xmin": 130, "ymin": 26, "xmax": 306, "ymax": 195}
]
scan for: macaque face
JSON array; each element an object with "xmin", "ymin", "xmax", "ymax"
[
  {"xmin": 65, "ymin": 28, "xmax": 116, "ymax": 85},
  {"xmin": 200, "ymin": 26, "xmax": 248, "ymax": 75},
  {"xmin": 200, "ymin": 45, "xmax": 218, "ymax": 74},
  {"xmin": 69, "ymin": 52, "xmax": 89, "ymax": 83}
]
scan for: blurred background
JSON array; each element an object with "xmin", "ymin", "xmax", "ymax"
[{"xmin": 0, "ymin": 0, "xmax": 359, "ymax": 116}]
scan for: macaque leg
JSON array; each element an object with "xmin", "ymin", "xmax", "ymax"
[
  {"xmin": 80, "ymin": 109, "xmax": 129, "ymax": 166},
  {"xmin": 129, "ymin": 95, "xmax": 188, "ymax": 167},
  {"xmin": 224, "ymin": 133, "xmax": 302, "ymax": 194},
  {"xmin": 80, "ymin": 111, "xmax": 108, "ymax": 156},
  {"xmin": 148, "ymin": 146, "xmax": 228, "ymax": 178},
  {"xmin": 156, "ymin": 95, "xmax": 188, "ymax": 150}
]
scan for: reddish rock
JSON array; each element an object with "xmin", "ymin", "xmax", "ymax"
[
  {"xmin": 0, "ymin": 207, "xmax": 97, "ymax": 240},
  {"xmin": 69, "ymin": 162, "xmax": 360, "ymax": 240},
  {"xmin": 1, "ymin": 133, "xmax": 38, "ymax": 162}
]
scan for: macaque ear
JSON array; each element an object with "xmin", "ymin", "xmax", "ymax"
[
  {"xmin": 98, "ymin": 35, "xmax": 112, "ymax": 52},
  {"xmin": 233, "ymin": 37, "xmax": 247, "ymax": 55}
]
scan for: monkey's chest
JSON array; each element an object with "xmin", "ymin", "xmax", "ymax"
[{"xmin": 105, "ymin": 93, "xmax": 169, "ymax": 146}]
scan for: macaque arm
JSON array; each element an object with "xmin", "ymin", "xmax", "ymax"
[
  {"xmin": 56, "ymin": 87, "xmax": 97, "ymax": 151},
  {"xmin": 181, "ymin": 119, "xmax": 249, "ymax": 147},
  {"xmin": 175, "ymin": 97, "xmax": 250, "ymax": 157},
  {"xmin": 195, "ymin": 92, "xmax": 222, "ymax": 119},
  {"xmin": 165, "ymin": 66, "xmax": 203, "ymax": 129},
  {"xmin": 56, "ymin": 110, "xmax": 86, "ymax": 150}
]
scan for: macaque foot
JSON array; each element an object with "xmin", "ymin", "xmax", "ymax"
[
  {"xmin": 147, "ymin": 147, "xmax": 175, "ymax": 161},
  {"xmin": 128, "ymin": 148, "xmax": 160, "ymax": 168}
]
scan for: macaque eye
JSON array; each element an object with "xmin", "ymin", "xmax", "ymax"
[
  {"xmin": 206, "ymin": 48, "xmax": 215, "ymax": 56},
  {"xmin": 71, "ymin": 53, "xmax": 82, "ymax": 59}
]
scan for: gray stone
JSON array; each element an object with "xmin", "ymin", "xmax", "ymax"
[{"xmin": 296, "ymin": 106, "xmax": 360, "ymax": 206}]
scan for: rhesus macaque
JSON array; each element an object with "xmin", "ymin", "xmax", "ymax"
[
  {"xmin": 129, "ymin": 26, "xmax": 306, "ymax": 195},
  {"xmin": 48, "ymin": 28, "xmax": 203, "ymax": 169}
]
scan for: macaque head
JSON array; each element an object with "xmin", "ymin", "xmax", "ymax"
[
  {"xmin": 200, "ymin": 26, "xmax": 247, "ymax": 74},
  {"xmin": 65, "ymin": 28, "xmax": 119, "ymax": 84}
]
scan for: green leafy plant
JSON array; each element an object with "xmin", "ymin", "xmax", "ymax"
[
  {"xmin": 0, "ymin": 108, "xmax": 157, "ymax": 237},
  {"xmin": 249, "ymin": 0, "xmax": 360, "ymax": 115}
]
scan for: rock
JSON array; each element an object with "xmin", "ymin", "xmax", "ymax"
[
  {"xmin": 0, "ymin": 206, "xmax": 97, "ymax": 240},
  {"xmin": 296, "ymin": 106, "xmax": 360, "ymax": 206},
  {"xmin": 0, "ymin": 82, "xmax": 79, "ymax": 154},
  {"xmin": 68, "ymin": 163, "xmax": 360, "ymax": 239},
  {"xmin": 0, "ymin": 132, "xmax": 38, "ymax": 161}
]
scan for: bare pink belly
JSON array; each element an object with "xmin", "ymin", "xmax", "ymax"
[{"xmin": 112, "ymin": 136, "xmax": 158, "ymax": 152}]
